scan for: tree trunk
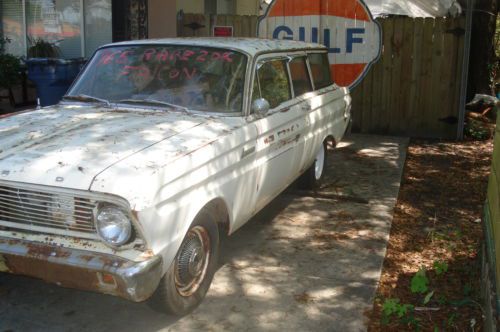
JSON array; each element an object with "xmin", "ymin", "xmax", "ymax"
[{"xmin": 466, "ymin": 0, "xmax": 499, "ymax": 99}]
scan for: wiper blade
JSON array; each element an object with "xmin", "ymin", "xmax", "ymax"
[
  {"xmin": 62, "ymin": 94, "xmax": 110, "ymax": 106},
  {"xmin": 118, "ymin": 99, "xmax": 189, "ymax": 113}
]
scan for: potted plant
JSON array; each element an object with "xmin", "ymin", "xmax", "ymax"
[
  {"xmin": 26, "ymin": 37, "xmax": 85, "ymax": 106},
  {"xmin": 27, "ymin": 37, "xmax": 61, "ymax": 58}
]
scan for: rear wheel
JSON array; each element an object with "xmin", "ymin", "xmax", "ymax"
[
  {"xmin": 298, "ymin": 141, "xmax": 327, "ymax": 190},
  {"xmin": 148, "ymin": 209, "xmax": 219, "ymax": 316}
]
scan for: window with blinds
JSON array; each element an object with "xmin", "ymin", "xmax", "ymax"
[
  {"xmin": 1, "ymin": 0, "xmax": 112, "ymax": 58},
  {"xmin": 1, "ymin": 0, "xmax": 25, "ymax": 56},
  {"xmin": 84, "ymin": 0, "xmax": 112, "ymax": 57}
]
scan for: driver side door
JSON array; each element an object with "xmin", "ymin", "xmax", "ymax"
[{"xmin": 250, "ymin": 56, "xmax": 307, "ymax": 213}]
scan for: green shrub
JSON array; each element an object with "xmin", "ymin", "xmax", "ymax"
[{"xmin": 0, "ymin": 47, "xmax": 21, "ymax": 90}]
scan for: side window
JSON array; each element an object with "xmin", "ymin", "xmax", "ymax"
[
  {"xmin": 253, "ymin": 59, "xmax": 291, "ymax": 109},
  {"xmin": 289, "ymin": 57, "xmax": 313, "ymax": 96},
  {"xmin": 308, "ymin": 53, "xmax": 333, "ymax": 89}
]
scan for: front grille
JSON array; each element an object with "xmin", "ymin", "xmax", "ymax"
[{"xmin": 0, "ymin": 184, "xmax": 98, "ymax": 240}]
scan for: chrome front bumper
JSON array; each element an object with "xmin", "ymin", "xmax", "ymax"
[{"xmin": 0, "ymin": 236, "xmax": 163, "ymax": 302}]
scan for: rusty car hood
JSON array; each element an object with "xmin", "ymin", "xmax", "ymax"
[{"xmin": 0, "ymin": 105, "xmax": 213, "ymax": 190}]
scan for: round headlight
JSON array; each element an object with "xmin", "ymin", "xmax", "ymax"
[{"xmin": 96, "ymin": 206, "xmax": 132, "ymax": 246}]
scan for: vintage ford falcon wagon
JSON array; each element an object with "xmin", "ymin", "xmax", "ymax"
[{"xmin": 0, "ymin": 38, "xmax": 351, "ymax": 315}]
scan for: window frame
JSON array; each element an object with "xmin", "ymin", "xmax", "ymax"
[
  {"xmin": 306, "ymin": 51, "xmax": 334, "ymax": 90},
  {"xmin": 250, "ymin": 54, "xmax": 294, "ymax": 112},
  {"xmin": 287, "ymin": 54, "xmax": 314, "ymax": 97}
]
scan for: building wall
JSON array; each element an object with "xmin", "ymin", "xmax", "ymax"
[
  {"xmin": 217, "ymin": 0, "xmax": 235, "ymax": 14},
  {"xmin": 177, "ymin": 0, "xmax": 204, "ymax": 13},
  {"xmin": 175, "ymin": 0, "xmax": 259, "ymax": 15},
  {"xmin": 236, "ymin": 0, "xmax": 259, "ymax": 15},
  {"xmin": 148, "ymin": 0, "xmax": 177, "ymax": 38}
]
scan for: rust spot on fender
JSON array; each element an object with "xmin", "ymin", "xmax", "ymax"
[
  {"xmin": 98, "ymin": 256, "xmax": 125, "ymax": 268},
  {"xmin": 26, "ymin": 243, "xmax": 71, "ymax": 259},
  {"xmin": 4, "ymin": 254, "xmax": 101, "ymax": 291},
  {"xmin": 79, "ymin": 254, "xmax": 94, "ymax": 263}
]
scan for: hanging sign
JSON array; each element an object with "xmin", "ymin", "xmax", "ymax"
[
  {"xmin": 213, "ymin": 26, "xmax": 234, "ymax": 37},
  {"xmin": 258, "ymin": 0, "xmax": 381, "ymax": 89}
]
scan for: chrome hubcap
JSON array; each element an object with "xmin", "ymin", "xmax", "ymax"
[
  {"xmin": 174, "ymin": 226, "xmax": 211, "ymax": 297},
  {"xmin": 314, "ymin": 145, "xmax": 325, "ymax": 180}
]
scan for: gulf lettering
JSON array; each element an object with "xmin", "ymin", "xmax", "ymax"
[
  {"xmin": 273, "ymin": 26, "xmax": 293, "ymax": 40},
  {"xmin": 346, "ymin": 28, "xmax": 365, "ymax": 53},
  {"xmin": 272, "ymin": 26, "xmax": 365, "ymax": 54}
]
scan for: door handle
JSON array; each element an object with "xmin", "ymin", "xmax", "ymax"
[{"xmin": 301, "ymin": 103, "xmax": 311, "ymax": 111}]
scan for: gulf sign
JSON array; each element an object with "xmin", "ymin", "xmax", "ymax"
[{"xmin": 258, "ymin": 0, "xmax": 381, "ymax": 89}]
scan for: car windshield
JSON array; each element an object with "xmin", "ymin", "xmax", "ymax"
[{"xmin": 67, "ymin": 45, "xmax": 248, "ymax": 113}]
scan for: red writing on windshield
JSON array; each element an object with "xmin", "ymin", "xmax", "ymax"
[
  {"xmin": 98, "ymin": 48, "xmax": 234, "ymax": 66},
  {"xmin": 120, "ymin": 64, "xmax": 198, "ymax": 81}
]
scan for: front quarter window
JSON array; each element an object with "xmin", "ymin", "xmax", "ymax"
[
  {"xmin": 67, "ymin": 45, "xmax": 248, "ymax": 113},
  {"xmin": 252, "ymin": 59, "xmax": 291, "ymax": 109}
]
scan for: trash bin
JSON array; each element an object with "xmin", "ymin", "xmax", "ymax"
[{"xmin": 26, "ymin": 58, "xmax": 86, "ymax": 107}]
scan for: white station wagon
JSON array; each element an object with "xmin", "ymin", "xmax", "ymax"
[{"xmin": 0, "ymin": 38, "xmax": 351, "ymax": 315}]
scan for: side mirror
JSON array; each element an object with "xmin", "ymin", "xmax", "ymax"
[{"xmin": 252, "ymin": 98, "xmax": 270, "ymax": 116}]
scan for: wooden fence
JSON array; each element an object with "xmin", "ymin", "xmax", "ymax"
[
  {"xmin": 179, "ymin": 14, "xmax": 466, "ymax": 139},
  {"xmin": 178, "ymin": 14, "xmax": 258, "ymax": 38},
  {"xmin": 351, "ymin": 17, "xmax": 465, "ymax": 138},
  {"xmin": 482, "ymin": 112, "xmax": 500, "ymax": 323}
]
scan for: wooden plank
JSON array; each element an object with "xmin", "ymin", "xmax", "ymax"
[
  {"xmin": 397, "ymin": 17, "xmax": 415, "ymax": 134},
  {"xmin": 369, "ymin": 48, "xmax": 384, "ymax": 134},
  {"xmin": 493, "ymin": 133, "xmax": 500, "ymax": 173},
  {"xmin": 250, "ymin": 15, "xmax": 258, "ymax": 37},
  {"xmin": 197, "ymin": 14, "xmax": 209, "ymax": 37},
  {"xmin": 388, "ymin": 17, "xmax": 404, "ymax": 134},
  {"xmin": 215, "ymin": 14, "xmax": 226, "ymax": 27},
  {"xmin": 240, "ymin": 16, "xmax": 250, "ymax": 37},
  {"xmin": 233, "ymin": 15, "xmax": 243, "ymax": 37},
  {"xmin": 407, "ymin": 17, "xmax": 424, "ymax": 136},
  {"xmin": 438, "ymin": 18, "xmax": 460, "ymax": 138},
  {"xmin": 415, "ymin": 18, "xmax": 435, "ymax": 136},
  {"xmin": 370, "ymin": 19, "xmax": 385, "ymax": 133},
  {"xmin": 487, "ymin": 168, "xmax": 500, "ymax": 238},
  {"xmin": 181, "ymin": 14, "xmax": 195, "ymax": 37},
  {"xmin": 428, "ymin": 18, "xmax": 445, "ymax": 137},
  {"xmin": 360, "ymin": 64, "xmax": 374, "ymax": 133},
  {"xmin": 379, "ymin": 18, "xmax": 394, "ymax": 134},
  {"xmin": 351, "ymin": 80, "xmax": 364, "ymax": 132},
  {"xmin": 452, "ymin": 16, "xmax": 466, "ymax": 138},
  {"xmin": 225, "ymin": 15, "xmax": 235, "ymax": 36}
]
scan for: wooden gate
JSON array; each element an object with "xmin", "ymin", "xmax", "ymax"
[
  {"xmin": 179, "ymin": 14, "xmax": 466, "ymax": 139},
  {"xmin": 351, "ymin": 17, "xmax": 466, "ymax": 139}
]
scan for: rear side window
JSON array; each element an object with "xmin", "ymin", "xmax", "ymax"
[
  {"xmin": 289, "ymin": 57, "xmax": 313, "ymax": 96},
  {"xmin": 308, "ymin": 53, "xmax": 333, "ymax": 89},
  {"xmin": 253, "ymin": 59, "xmax": 291, "ymax": 109}
]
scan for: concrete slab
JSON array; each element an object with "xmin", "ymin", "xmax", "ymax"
[{"xmin": 0, "ymin": 134, "xmax": 408, "ymax": 332}]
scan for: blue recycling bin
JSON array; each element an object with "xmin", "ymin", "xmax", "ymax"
[{"xmin": 26, "ymin": 58, "xmax": 86, "ymax": 107}]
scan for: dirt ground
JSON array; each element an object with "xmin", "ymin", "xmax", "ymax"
[{"xmin": 367, "ymin": 138, "xmax": 494, "ymax": 331}]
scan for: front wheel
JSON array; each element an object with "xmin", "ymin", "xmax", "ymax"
[
  {"xmin": 297, "ymin": 141, "xmax": 327, "ymax": 190},
  {"xmin": 148, "ymin": 209, "xmax": 219, "ymax": 316}
]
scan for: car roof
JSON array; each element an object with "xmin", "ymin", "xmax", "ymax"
[{"xmin": 105, "ymin": 38, "xmax": 327, "ymax": 56}]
